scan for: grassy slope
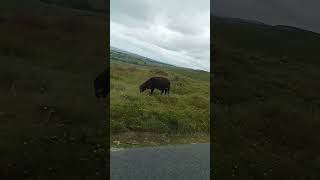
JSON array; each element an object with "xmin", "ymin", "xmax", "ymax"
[
  {"xmin": 110, "ymin": 50, "xmax": 210, "ymax": 147},
  {"xmin": 0, "ymin": 1, "xmax": 108, "ymax": 179},
  {"xmin": 212, "ymin": 16, "xmax": 320, "ymax": 179}
]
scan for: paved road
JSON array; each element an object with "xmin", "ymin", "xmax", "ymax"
[{"xmin": 111, "ymin": 143, "xmax": 210, "ymax": 180}]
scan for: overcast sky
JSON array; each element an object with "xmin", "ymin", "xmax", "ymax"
[
  {"xmin": 110, "ymin": 0, "xmax": 210, "ymax": 72},
  {"xmin": 213, "ymin": 0, "xmax": 320, "ymax": 33}
]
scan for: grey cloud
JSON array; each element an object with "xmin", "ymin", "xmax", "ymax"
[
  {"xmin": 111, "ymin": 0, "xmax": 210, "ymax": 71},
  {"xmin": 111, "ymin": 0, "xmax": 151, "ymax": 22}
]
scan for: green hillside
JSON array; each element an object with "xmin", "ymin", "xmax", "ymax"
[
  {"xmin": 110, "ymin": 47, "xmax": 176, "ymax": 68},
  {"xmin": 110, "ymin": 49, "xmax": 210, "ymax": 147},
  {"xmin": 0, "ymin": 1, "xmax": 107, "ymax": 179},
  {"xmin": 212, "ymin": 16, "xmax": 320, "ymax": 179}
]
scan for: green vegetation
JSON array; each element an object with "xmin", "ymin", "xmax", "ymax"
[
  {"xmin": 0, "ymin": 1, "xmax": 107, "ymax": 179},
  {"xmin": 110, "ymin": 49, "xmax": 210, "ymax": 146},
  {"xmin": 212, "ymin": 16, "xmax": 320, "ymax": 179},
  {"xmin": 112, "ymin": 132, "xmax": 209, "ymax": 148}
]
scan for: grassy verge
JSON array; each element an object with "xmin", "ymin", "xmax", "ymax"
[
  {"xmin": 110, "ymin": 51, "xmax": 210, "ymax": 147},
  {"xmin": 111, "ymin": 132, "xmax": 209, "ymax": 148}
]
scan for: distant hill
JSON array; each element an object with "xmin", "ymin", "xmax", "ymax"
[
  {"xmin": 272, "ymin": 25, "xmax": 320, "ymax": 35},
  {"xmin": 214, "ymin": 16, "xmax": 270, "ymax": 28},
  {"xmin": 111, "ymin": 47, "xmax": 178, "ymax": 69},
  {"xmin": 111, "ymin": 47, "xmax": 209, "ymax": 73},
  {"xmin": 212, "ymin": 15, "xmax": 320, "ymax": 63},
  {"xmin": 40, "ymin": 0, "xmax": 106, "ymax": 12},
  {"xmin": 214, "ymin": 15, "xmax": 320, "ymax": 36},
  {"xmin": 111, "ymin": 47, "xmax": 210, "ymax": 82}
]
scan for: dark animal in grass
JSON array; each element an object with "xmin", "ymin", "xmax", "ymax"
[
  {"xmin": 94, "ymin": 68, "xmax": 109, "ymax": 98},
  {"xmin": 139, "ymin": 77, "xmax": 170, "ymax": 95}
]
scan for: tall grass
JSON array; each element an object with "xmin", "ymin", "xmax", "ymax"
[{"xmin": 110, "ymin": 59, "xmax": 210, "ymax": 135}]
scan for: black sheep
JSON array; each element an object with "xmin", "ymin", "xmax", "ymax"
[
  {"xmin": 94, "ymin": 68, "xmax": 109, "ymax": 98},
  {"xmin": 140, "ymin": 77, "xmax": 170, "ymax": 95}
]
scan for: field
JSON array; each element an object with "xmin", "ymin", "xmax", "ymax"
[
  {"xmin": 0, "ymin": 0, "xmax": 108, "ymax": 179},
  {"xmin": 212, "ymin": 16, "xmax": 320, "ymax": 179},
  {"xmin": 110, "ymin": 48, "xmax": 210, "ymax": 147}
]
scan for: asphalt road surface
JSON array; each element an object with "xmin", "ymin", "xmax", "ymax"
[{"xmin": 111, "ymin": 143, "xmax": 210, "ymax": 180}]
